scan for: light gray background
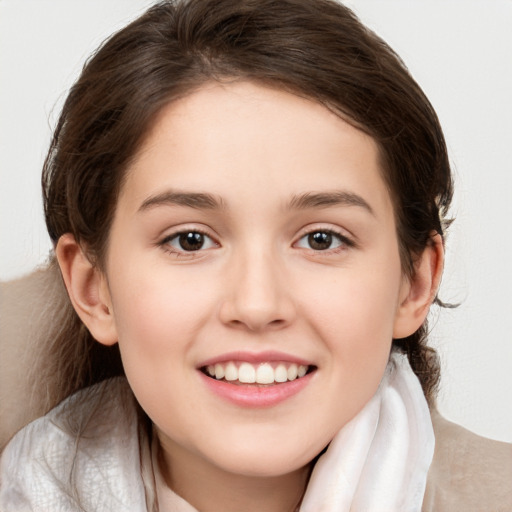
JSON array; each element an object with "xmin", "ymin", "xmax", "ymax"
[{"xmin": 1, "ymin": 0, "xmax": 511, "ymax": 442}]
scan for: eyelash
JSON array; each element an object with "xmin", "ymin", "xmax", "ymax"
[
  {"xmin": 158, "ymin": 226, "xmax": 355, "ymax": 258},
  {"xmin": 294, "ymin": 228, "xmax": 355, "ymax": 253},
  {"xmin": 159, "ymin": 229, "xmax": 218, "ymax": 258}
]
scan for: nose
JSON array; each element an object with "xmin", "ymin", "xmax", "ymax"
[{"xmin": 218, "ymin": 247, "xmax": 296, "ymax": 332}]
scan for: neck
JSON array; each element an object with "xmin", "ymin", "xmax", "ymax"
[{"xmin": 157, "ymin": 436, "xmax": 311, "ymax": 512}]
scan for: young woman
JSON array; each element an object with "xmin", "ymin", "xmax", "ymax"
[{"xmin": 0, "ymin": 1, "xmax": 510, "ymax": 510}]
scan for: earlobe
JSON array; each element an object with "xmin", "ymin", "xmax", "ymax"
[
  {"xmin": 55, "ymin": 233, "xmax": 118, "ymax": 346},
  {"xmin": 393, "ymin": 233, "xmax": 444, "ymax": 339}
]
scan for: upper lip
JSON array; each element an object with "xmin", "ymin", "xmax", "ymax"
[{"xmin": 197, "ymin": 350, "xmax": 314, "ymax": 368}]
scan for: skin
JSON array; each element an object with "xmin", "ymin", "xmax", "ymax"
[{"xmin": 57, "ymin": 81, "xmax": 443, "ymax": 512}]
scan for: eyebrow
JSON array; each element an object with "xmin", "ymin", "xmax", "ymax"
[
  {"xmin": 287, "ymin": 191, "xmax": 374, "ymax": 215},
  {"xmin": 138, "ymin": 189, "xmax": 374, "ymax": 215},
  {"xmin": 138, "ymin": 190, "xmax": 225, "ymax": 212}
]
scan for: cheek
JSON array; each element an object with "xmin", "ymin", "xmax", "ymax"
[
  {"xmin": 107, "ymin": 265, "xmax": 213, "ymax": 360},
  {"xmin": 298, "ymin": 258, "xmax": 402, "ymax": 391},
  {"xmin": 106, "ymin": 268, "xmax": 212, "ymax": 418},
  {"xmin": 303, "ymin": 266, "xmax": 401, "ymax": 342}
]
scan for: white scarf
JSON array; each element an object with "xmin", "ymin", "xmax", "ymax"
[
  {"xmin": 0, "ymin": 353, "xmax": 434, "ymax": 511},
  {"xmin": 299, "ymin": 351, "xmax": 435, "ymax": 512}
]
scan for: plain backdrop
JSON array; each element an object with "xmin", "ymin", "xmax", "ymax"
[{"xmin": 1, "ymin": 0, "xmax": 511, "ymax": 442}]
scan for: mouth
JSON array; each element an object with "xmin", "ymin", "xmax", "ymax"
[
  {"xmin": 200, "ymin": 361, "xmax": 316, "ymax": 386},
  {"xmin": 198, "ymin": 353, "xmax": 317, "ymax": 407}
]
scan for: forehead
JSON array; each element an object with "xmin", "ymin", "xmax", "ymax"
[{"xmin": 121, "ymin": 81, "xmax": 393, "ymax": 218}]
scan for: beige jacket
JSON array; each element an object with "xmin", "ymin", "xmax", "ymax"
[
  {"xmin": 1, "ymin": 267, "xmax": 511, "ymax": 510},
  {"xmin": 424, "ymin": 409, "xmax": 512, "ymax": 511}
]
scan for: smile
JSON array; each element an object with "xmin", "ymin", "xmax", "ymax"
[
  {"xmin": 202, "ymin": 361, "xmax": 310, "ymax": 385},
  {"xmin": 198, "ymin": 352, "xmax": 316, "ymax": 407}
]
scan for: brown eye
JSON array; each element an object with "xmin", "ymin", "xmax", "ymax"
[
  {"xmin": 308, "ymin": 231, "xmax": 333, "ymax": 250},
  {"xmin": 164, "ymin": 231, "xmax": 217, "ymax": 253},
  {"xmin": 178, "ymin": 232, "xmax": 205, "ymax": 251},
  {"xmin": 295, "ymin": 230, "xmax": 350, "ymax": 251}
]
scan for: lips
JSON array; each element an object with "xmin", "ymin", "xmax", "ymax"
[{"xmin": 198, "ymin": 352, "xmax": 316, "ymax": 407}]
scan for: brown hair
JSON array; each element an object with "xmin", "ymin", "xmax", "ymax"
[{"xmin": 41, "ymin": 0, "xmax": 452, "ymax": 411}]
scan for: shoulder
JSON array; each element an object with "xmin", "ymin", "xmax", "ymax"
[
  {"xmin": 423, "ymin": 409, "xmax": 512, "ymax": 512},
  {"xmin": 0, "ymin": 378, "xmax": 149, "ymax": 512},
  {"xmin": 0, "ymin": 263, "xmax": 67, "ymax": 448}
]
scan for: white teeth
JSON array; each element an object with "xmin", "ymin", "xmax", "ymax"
[
  {"xmin": 238, "ymin": 363, "xmax": 256, "ymax": 383},
  {"xmin": 256, "ymin": 363, "xmax": 275, "ymax": 384},
  {"xmin": 214, "ymin": 363, "xmax": 225, "ymax": 380},
  {"xmin": 204, "ymin": 361, "xmax": 310, "ymax": 384},
  {"xmin": 225, "ymin": 362, "xmax": 238, "ymax": 381},
  {"xmin": 287, "ymin": 364, "xmax": 298, "ymax": 381},
  {"xmin": 274, "ymin": 364, "xmax": 288, "ymax": 383}
]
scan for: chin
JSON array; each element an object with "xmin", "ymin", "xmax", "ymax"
[{"xmin": 207, "ymin": 442, "xmax": 321, "ymax": 479}]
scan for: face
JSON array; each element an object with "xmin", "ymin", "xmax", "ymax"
[{"xmin": 102, "ymin": 81, "xmax": 410, "ymax": 478}]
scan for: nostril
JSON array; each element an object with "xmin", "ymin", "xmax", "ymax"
[
  {"xmin": 269, "ymin": 319, "xmax": 286, "ymax": 327},
  {"xmin": 246, "ymin": 317, "xmax": 288, "ymax": 332}
]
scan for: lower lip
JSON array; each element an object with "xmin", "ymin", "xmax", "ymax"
[{"xmin": 199, "ymin": 371, "xmax": 314, "ymax": 408}]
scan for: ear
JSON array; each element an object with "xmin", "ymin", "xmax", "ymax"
[
  {"xmin": 55, "ymin": 233, "xmax": 118, "ymax": 346},
  {"xmin": 393, "ymin": 233, "xmax": 444, "ymax": 339}
]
